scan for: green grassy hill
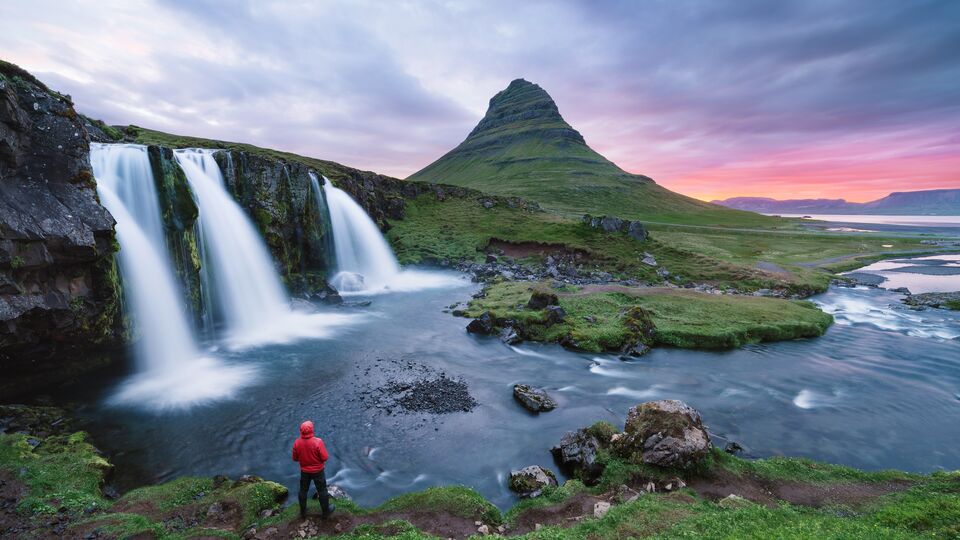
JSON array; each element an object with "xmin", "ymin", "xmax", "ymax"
[{"xmin": 408, "ymin": 79, "xmax": 775, "ymax": 227}]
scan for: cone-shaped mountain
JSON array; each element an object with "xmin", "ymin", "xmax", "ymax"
[{"xmin": 409, "ymin": 79, "xmax": 767, "ymax": 225}]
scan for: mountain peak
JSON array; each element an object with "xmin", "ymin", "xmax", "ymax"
[{"xmin": 466, "ymin": 78, "xmax": 583, "ymax": 143}]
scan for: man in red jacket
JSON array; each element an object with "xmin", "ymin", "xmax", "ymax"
[{"xmin": 292, "ymin": 420, "xmax": 334, "ymax": 519}]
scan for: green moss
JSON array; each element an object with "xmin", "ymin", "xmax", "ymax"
[
  {"xmin": 120, "ymin": 476, "xmax": 214, "ymax": 512},
  {"xmin": 9, "ymin": 255, "xmax": 24, "ymax": 269},
  {"xmin": 0, "ymin": 431, "xmax": 110, "ymax": 515},
  {"xmin": 376, "ymin": 486, "xmax": 501, "ymax": 525},
  {"xmin": 465, "ymin": 281, "xmax": 833, "ymax": 352},
  {"xmin": 942, "ymin": 300, "xmax": 960, "ymax": 311},
  {"xmin": 586, "ymin": 421, "xmax": 619, "ymax": 445},
  {"xmin": 504, "ymin": 480, "xmax": 587, "ymax": 524},
  {"xmin": 709, "ymin": 449, "xmax": 917, "ymax": 485}
]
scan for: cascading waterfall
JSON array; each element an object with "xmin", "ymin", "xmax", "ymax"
[
  {"xmin": 314, "ymin": 173, "xmax": 462, "ymax": 294},
  {"xmin": 317, "ymin": 174, "xmax": 400, "ymax": 292},
  {"xmin": 176, "ymin": 150, "xmax": 357, "ymax": 348},
  {"xmin": 90, "ymin": 144, "xmax": 253, "ymax": 409}
]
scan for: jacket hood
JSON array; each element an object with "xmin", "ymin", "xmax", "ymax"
[{"xmin": 299, "ymin": 420, "xmax": 315, "ymax": 439}]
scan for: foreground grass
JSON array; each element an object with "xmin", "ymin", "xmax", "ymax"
[
  {"xmin": 464, "ymin": 281, "xmax": 833, "ymax": 351},
  {"xmin": 2, "ymin": 423, "xmax": 958, "ymax": 539}
]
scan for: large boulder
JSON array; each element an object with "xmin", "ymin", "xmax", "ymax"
[
  {"xmin": 508, "ymin": 466, "xmax": 557, "ymax": 498},
  {"xmin": 466, "ymin": 311, "xmax": 496, "ymax": 334},
  {"xmin": 615, "ymin": 400, "xmax": 711, "ymax": 469},
  {"xmin": 513, "ymin": 384, "xmax": 557, "ymax": 412},
  {"xmin": 550, "ymin": 428, "xmax": 603, "ymax": 484}
]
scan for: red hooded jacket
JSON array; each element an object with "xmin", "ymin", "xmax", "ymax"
[{"xmin": 292, "ymin": 421, "xmax": 329, "ymax": 473}]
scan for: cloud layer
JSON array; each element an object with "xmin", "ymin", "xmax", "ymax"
[{"xmin": 2, "ymin": 0, "xmax": 957, "ymax": 201}]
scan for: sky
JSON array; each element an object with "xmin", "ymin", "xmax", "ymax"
[{"xmin": 2, "ymin": 0, "xmax": 958, "ymax": 202}]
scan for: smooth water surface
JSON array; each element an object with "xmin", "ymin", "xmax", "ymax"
[{"xmin": 62, "ymin": 267, "xmax": 960, "ymax": 509}]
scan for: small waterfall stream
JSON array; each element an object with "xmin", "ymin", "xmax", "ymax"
[
  {"xmin": 91, "ymin": 144, "xmax": 253, "ymax": 409},
  {"xmin": 176, "ymin": 150, "xmax": 357, "ymax": 349},
  {"xmin": 314, "ymin": 174, "xmax": 462, "ymax": 294},
  {"xmin": 315, "ymin": 174, "xmax": 400, "ymax": 292}
]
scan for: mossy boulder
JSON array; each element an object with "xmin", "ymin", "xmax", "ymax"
[
  {"xmin": 508, "ymin": 466, "xmax": 557, "ymax": 498},
  {"xmin": 615, "ymin": 400, "xmax": 712, "ymax": 469},
  {"xmin": 527, "ymin": 289, "xmax": 559, "ymax": 309}
]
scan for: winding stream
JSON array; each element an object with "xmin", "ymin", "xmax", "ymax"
[{"xmin": 57, "ymin": 263, "xmax": 960, "ymax": 510}]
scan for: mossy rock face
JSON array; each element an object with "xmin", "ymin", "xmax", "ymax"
[
  {"xmin": 617, "ymin": 400, "xmax": 712, "ymax": 469},
  {"xmin": 509, "ymin": 466, "xmax": 558, "ymax": 497},
  {"xmin": 527, "ymin": 289, "xmax": 559, "ymax": 309}
]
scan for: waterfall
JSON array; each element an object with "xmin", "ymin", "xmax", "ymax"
[
  {"xmin": 176, "ymin": 150, "xmax": 357, "ymax": 348},
  {"xmin": 91, "ymin": 144, "xmax": 253, "ymax": 409},
  {"xmin": 317, "ymin": 174, "xmax": 401, "ymax": 292}
]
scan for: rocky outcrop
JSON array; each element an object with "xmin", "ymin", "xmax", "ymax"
[
  {"xmin": 581, "ymin": 214, "xmax": 648, "ymax": 242},
  {"xmin": 902, "ymin": 291, "xmax": 960, "ymax": 310},
  {"xmin": 508, "ymin": 465, "xmax": 557, "ymax": 498},
  {"xmin": 613, "ymin": 400, "xmax": 711, "ymax": 468},
  {"xmin": 0, "ymin": 60, "xmax": 122, "ymax": 397},
  {"xmin": 551, "ymin": 428, "xmax": 603, "ymax": 484},
  {"xmin": 512, "ymin": 384, "xmax": 557, "ymax": 412}
]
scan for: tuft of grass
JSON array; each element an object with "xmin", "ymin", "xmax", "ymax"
[
  {"xmin": 376, "ymin": 486, "xmax": 502, "ymax": 525},
  {"xmin": 119, "ymin": 476, "xmax": 213, "ymax": 512}
]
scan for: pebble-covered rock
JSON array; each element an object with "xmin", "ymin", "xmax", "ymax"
[{"xmin": 615, "ymin": 399, "xmax": 712, "ymax": 468}]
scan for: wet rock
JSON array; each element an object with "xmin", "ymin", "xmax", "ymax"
[
  {"xmin": 551, "ymin": 428, "xmax": 602, "ymax": 484},
  {"xmin": 508, "ymin": 466, "xmax": 557, "ymax": 498},
  {"xmin": 614, "ymin": 400, "xmax": 711, "ymax": 469},
  {"xmin": 544, "ymin": 305, "xmax": 566, "ymax": 325},
  {"xmin": 902, "ymin": 291, "xmax": 960, "ymax": 310},
  {"xmin": 513, "ymin": 384, "xmax": 557, "ymax": 413},
  {"xmin": 527, "ymin": 290, "xmax": 559, "ymax": 309},
  {"xmin": 327, "ymin": 485, "xmax": 351, "ymax": 500},
  {"xmin": 620, "ymin": 342, "xmax": 651, "ymax": 360},
  {"xmin": 724, "ymin": 442, "xmax": 744, "ymax": 455},
  {"xmin": 500, "ymin": 326, "xmax": 522, "ymax": 345},
  {"xmin": 843, "ymin": 272, "xmax": 886, "ymax": 287},
  {"xmin": 466, "ymin": 311, "xmax": 496, "ymax": 334}
]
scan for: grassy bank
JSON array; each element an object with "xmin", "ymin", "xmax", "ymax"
[
  {"xmin": 2, "ymin": 406, "xmax": 957, "ymax": 539},
  {"xmin": 463, "ymin": 281, "xmax": 833, "ymax": 351}
]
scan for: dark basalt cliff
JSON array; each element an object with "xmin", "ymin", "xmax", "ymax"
[{"xmin": 0, "ymin": 61, "xmax": 123, "ymax": 396}]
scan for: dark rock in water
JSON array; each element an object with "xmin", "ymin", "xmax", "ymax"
[
  {"xmin": 513, "ymin": 384, "xmax": 557, "ymax": 412},
  {"xmin": 551, "ymin": 429, "xmax": 603, "ymax": 484},
  {"xmin": 620, "ymin": 342, "xmax": 651, "ymax": 360},
  {"xmin": 315, "ymin": 283, "xmax": 344, "ymax": 304},
  {"xmin": 339, "ymin": 300, "xmax": 372, "ymax": 308},
  {"xmin": 902, "ymin": 291, "xmax": 960, "ymax": 310},
  {"xmin": 508, "ymin": 465, "xmax": 557, "ymax": 498},
  {"xmin": 724, "ymin": 442, "xmax": 744, "ymax": 455},
  {"xmin": 614, "ymin": 400, "xmax": 711, "ymax": 469},
  {"xmin": 314, "ymin": 485, "xmax": 351, "ymax": 501},
  {"xmin": 527, "ymin": 290, "xmax": 559, "ymax": 309},
  {"xmin": 888, "ymin": 287, "xmax": 911, "ymax": 294},
  {"xmin": 466, "ymin": 311, "xmax": 496, "ymax": 334},
  {"xmin": 500, "ymin": 326, "xmax": 522, "ymax": 345},
  {"xmin": 544, "ymin": 305, "xmax": 566, "ymax": 325}
]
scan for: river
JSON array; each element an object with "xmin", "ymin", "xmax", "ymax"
[{"xmin": 55, "ymin": 259, "xmax": 960, "ymax": 510}]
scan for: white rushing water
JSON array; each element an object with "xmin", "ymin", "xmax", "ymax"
[
  {"xmin": 91, "ymin": 144, "xmax": 253, "ymax": 409},
  {"xmin": 316, "ymin": 174, "xmax": 462, "ymax": 294},
  {"xmin": 319, "ymin": 174, "xmax": 401, "ymax": 292},
  {"xmin": 176, "ymin": 151, "xmax": 357, "ymax": 348}
]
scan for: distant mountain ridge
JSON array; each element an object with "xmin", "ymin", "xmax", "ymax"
[
  {"xmin": 713, "ymin": 189, "xmax": 960, "ymax": 215},
  {"xmin": 409, "ymin": 79, "xmax": 773, "ymax": 226}
]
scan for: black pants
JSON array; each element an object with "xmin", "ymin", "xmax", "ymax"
[{"xmin": 299, "ymin": 470, "xmax": 330, "ymax": 516}]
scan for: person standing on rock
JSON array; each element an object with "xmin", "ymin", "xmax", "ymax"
[{"xmin": 292, "ymin": 420, "xmax": 334, "ymax": 519}]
